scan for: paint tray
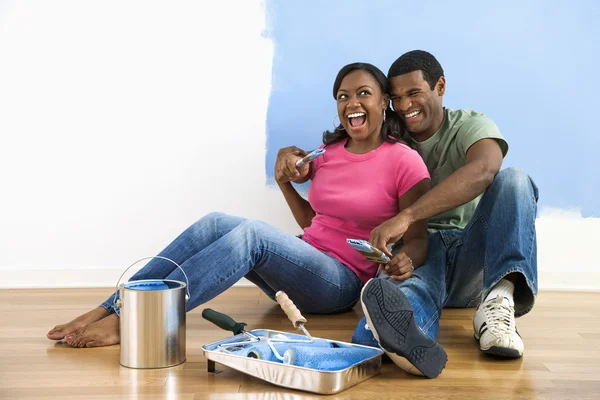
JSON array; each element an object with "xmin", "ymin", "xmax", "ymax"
[{"xmin": 201, "ymin": 308, "xmax": 383, "ymax": 395}]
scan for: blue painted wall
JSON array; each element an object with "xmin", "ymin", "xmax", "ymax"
[{"xmin": 264, "ymin": 0, "xmax": 599, "ymax": 217}]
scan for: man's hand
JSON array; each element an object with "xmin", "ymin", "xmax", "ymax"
[
  {"xmin": 274, "ymin": 146, "xmax": 310, "ymax": 184},
  {"xmin": 369, "ymin": 211, "xmax": 414, "ymax": 258},
  {"xmin": 380, "ymin": 252, "xmax": 414, "ymax": 281}
]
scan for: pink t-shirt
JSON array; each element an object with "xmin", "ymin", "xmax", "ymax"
[{"xmin": 302, "ymin": 139, "xmax": 430, "ymax": 284}]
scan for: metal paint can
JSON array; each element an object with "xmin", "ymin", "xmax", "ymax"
[{"xmin": 115, "ymin": 256, "xmax": 190, "ymax": 369}]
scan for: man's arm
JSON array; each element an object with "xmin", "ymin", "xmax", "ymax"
[
  {"xmin": 369, "ymin": 138, "xmax": 504, "ymax": 245},
  {"xmin": 370, "ymin": 179, "xmax": 430, "ymax": 281},
  {"xmin": 274, "ymin": 146, "xmax": 315, "ymax": 229},
  {"xmin": 403, "ymin": 138, "xmax": 503, "ymax": 223}
]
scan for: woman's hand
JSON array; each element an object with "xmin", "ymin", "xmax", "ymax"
[
  {"xmin": 380, "ymin": 251, "xmax": 414, "ymax": 281},
  {"xmin": 274, "ymin": 146, "xmax": 310, "ymax": 184}
]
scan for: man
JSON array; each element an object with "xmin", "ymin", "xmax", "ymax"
[{"xmin": 275, "ymin": 50, "xmax": 538, "ymax": 379}]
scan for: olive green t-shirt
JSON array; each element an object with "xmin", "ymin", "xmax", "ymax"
[{"xmin": 406, "ymin": 108, "xmax": 509, "ymax": 232}]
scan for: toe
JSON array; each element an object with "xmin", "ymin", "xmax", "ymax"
[
  {"xmin": 47, "ymin": 326, "xmax": 65, "ymax": 340},
  {"xmin": 64, "ymin": 335, "xmax": 74, "ymax": 345},
  {"xmin": 78, "ymin": 334, "xmax": 94, "ymax": 348},
  {"xmin": 66, "ymin": 333, "xmax": 80, "ymax": 347},
  {"xmin": 47, "ymin": 331, "xmax": 60, "ymax": 340}
]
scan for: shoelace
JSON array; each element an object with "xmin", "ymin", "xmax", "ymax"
[{"xmin": 482, "ymin": 295, "xmax": 516, "ymax": 336}]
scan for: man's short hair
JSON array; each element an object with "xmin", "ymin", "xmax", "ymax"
[{"xmin": 388, "ymin": 50, "xmax": 444, "ymax": 91}]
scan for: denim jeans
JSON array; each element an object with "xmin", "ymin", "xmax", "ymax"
[
  {"xmin": 101, "ymin": 212, "xmax": 362, "ymax": 316},
  {"xmin": 353, "ymin": 167, "xmax": 539, "ymax": 345}
]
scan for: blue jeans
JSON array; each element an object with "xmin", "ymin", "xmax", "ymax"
[
  {"xmin": 353, "ymin": 167, "xmax": 539, "ymax": 345},
  {"xmin": 101, "ymin": 212, "xmax": 362, "ymax": 316}
]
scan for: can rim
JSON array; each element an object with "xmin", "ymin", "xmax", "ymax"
[{"xmin": 120, "ymin": 279, "xmax": 187, "ymax": 291}]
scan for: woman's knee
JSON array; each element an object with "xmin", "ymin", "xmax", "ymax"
[
  {"xmin": 186, "ymin": 212, "xmax": 233, "ymax": 239},
  {"xmin": 194, "ymin": 211, "xmax": 242, "ymax": 230},
  {"xmin": 196, "ymin": 212, "xmax": 227, "ymax": 225},
  {"xmin": 237, "ymin": 219, "xmax": 274, "ymax": 239}
]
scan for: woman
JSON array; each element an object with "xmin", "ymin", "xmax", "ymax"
[{"xmin": 47, "ymin": 62, "xmax": 430, "ymax": 348}]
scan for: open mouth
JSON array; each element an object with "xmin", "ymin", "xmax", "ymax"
[{"xmin": 347, "ymin": 112, "xmax": 367, "ymax": 130}]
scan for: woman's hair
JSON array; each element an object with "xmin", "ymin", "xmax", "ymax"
[{"xmin": 322, "ymin": 62, "xmax": 406, "ymax": 146}]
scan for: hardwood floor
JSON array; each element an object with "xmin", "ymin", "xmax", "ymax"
[{"xmin": 0, "ymin": 287, "xmax": 599, "ymax": 399}]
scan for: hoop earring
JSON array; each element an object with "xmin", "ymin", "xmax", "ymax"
[{"xmin": 333, "ymin": 115, "xmax": 344, "ymax": 131}]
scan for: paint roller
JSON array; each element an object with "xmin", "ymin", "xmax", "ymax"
[
  {"xmin": 244, "ymin": 339, "xmax": 335, "ymax": 362},
  {"xmin": 273, "ymin": 292, "xmax": 381, "ymax": 370},
  {"xmin": 242, "ymin": 343, "xmax": 380, "ymax": 370},
  {"xmin": 275, "ymin": 291, "xmax": 312, "ymax": 339},
  {"xmin": 284, "ymin": 346, "xmax": 381, "ymax": 371}
]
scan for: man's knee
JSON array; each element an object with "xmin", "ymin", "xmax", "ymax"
[{"xmin": 492, "ymin": 167, "xmax": 538, "ymax": 200}]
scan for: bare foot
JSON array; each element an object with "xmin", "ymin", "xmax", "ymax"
[
  {"xmin": 65, "ymin": 314, "xmax": 120, "ymax": 348},
  {"xmin": 47, "ymin": 307, "xmax": 110, "ymax": 340}
]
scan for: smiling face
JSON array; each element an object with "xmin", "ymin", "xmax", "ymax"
[
  {"xmin": 336, "ymin": 70, "xmax": 388, "ymax": 148},
  {"xmin": 389, "ymin": 70, "xmax": 446, "ymax": 141}
]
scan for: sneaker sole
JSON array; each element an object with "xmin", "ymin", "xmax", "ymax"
[
  {"xmin": 483, "ymin": 346, "xmax": 523, "ymax": 358},
  {"xmin": 473, "ymin": 334, "xmax": 524, "ymax": 358},
  {"xmin": 360, "ymin": 278, "xmax": 447, "ymax": 379}
]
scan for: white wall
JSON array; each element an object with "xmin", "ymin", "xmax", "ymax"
[
  {"xmin": 535, "ymin": 208, "xmax": 599, "ymax": 292},
  {"xmin": 0, "ymin": 1, "xmax": 598, "ymax": 291},
  {"xmin": 0, "ymin": 0, "xmax": 296, "ymax": 287}
]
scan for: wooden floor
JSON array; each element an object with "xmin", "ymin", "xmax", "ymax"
[{"xmin": 0, "ymin": 288, "xmax": 599, "ymax": 400}]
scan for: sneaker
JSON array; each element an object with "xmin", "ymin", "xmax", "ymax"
[
  {"xmin": 360, "ymin": 278, "xmax": 447, "ymax": 378},
  {"xmin": 473, "ymin": 295, "xmax": 524, "ymax": 358}
]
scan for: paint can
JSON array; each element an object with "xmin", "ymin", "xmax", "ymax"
[{"xmin": 115, "ymin": 256, "xmax": 190, "ymax": 369}]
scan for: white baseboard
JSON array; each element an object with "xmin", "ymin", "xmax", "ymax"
[
  {"xmin": 537, "ymin": 270, "xmax": 600, "ymax": 292},
  {"xmin": 0, "ymin": 266, "xmax": 598, "ymax": 292},
  {"xmin": 0, "ymin": 266, "xmax": 257, "ymax": 289}
]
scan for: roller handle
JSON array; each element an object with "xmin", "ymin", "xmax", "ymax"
[
  {"xmin": 202, "ymin": 308, "xmax": 247, "ymax": 335},
  {"xmin": 275, "ymin": 291, "xmax": 307, "ymax": 328}
]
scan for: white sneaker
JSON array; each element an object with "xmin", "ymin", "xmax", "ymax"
[{"xmin": 473, "ymin": 295, "xmax": 524, "ymax": 358}]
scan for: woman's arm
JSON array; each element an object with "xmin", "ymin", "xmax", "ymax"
[
  {"xmin": 274, "ymin": 146, "xmax": 311, "ymax": 184},
  {"xmin": 277, "ymin": 181, "xmax": 316, "ymax": 229},
  {"xmin": 274, "ymin": 146, "xmax": 315, "ymax": 229},
  {"xmin": 369, "ymin": 178, "xmax": 430, "ymax": 281}
]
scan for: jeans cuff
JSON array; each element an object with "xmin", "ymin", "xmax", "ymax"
[
  {"xmin": 99, "ymin": 302, "xmax": 119, "ymax": 317},
  {"xmin": 485, "ymin": 268, "xmax": 537, "ymax": 318}
]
